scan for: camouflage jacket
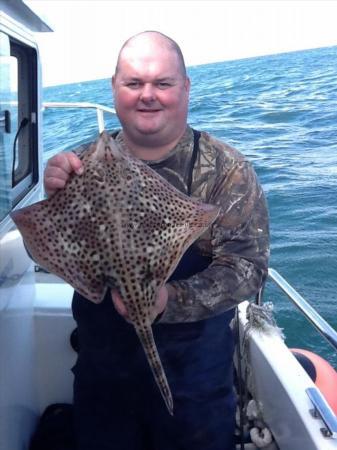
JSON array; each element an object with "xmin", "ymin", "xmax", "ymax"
[{"xmin": 114, "ymin": 126, "xmax": 270, "ymax": 323}]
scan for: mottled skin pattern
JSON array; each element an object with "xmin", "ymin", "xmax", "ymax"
[
  {"xmin": 10, "ymin": 131, "xmax": 220, "ymax": 415},
  {"xmin": 62, "ymin": 126, "xmax": 269, "ymax": 321}
]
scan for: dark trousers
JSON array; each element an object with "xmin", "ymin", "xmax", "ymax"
[{"xmin": 72, "ymin": 291, "xmax": 236, "ymax": 450}]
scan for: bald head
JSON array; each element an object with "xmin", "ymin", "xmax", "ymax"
[
  {"xmin": 112, "ymin": 30, "xmax": 190, "ymax": 157},
  {"xmin": 115, "ymin": 31, "xmax": 187, "ymax": 78}
]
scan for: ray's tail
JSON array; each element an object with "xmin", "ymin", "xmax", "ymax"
[{"xmin": 135, "ymin": 324, "xmax": 173, "ymax": 415}]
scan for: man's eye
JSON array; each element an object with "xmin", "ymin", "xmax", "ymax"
[
  {"xmin": 127, "ymin": 82, "xmax": 140, "ymax": 89},
  {"xmin": 157, "ymin": 82, "xmax": 171, "ymax": 89}
]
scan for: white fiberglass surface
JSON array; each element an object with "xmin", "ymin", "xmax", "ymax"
[{"xmin": 238, "ymin": 302, "xmax": 337, "ymax": 450}]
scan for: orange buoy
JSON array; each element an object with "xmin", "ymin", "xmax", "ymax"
[{"xmin": 291, "ymin": 348, "xmax": 337, "ymax": 415}]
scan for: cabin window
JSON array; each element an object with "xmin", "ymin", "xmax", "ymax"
[{"xmin": 0, "ymin": 32, "xmax": 38, "ymax": 222}]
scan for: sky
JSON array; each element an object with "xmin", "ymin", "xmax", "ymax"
[{"xmin": 25, "ymin": 0, "xmax": 337, "ymax": 87}]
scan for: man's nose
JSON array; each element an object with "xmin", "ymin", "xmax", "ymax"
[{"xmin": 140, "ymin": 83, "xmax": 156, "ymax": 102}]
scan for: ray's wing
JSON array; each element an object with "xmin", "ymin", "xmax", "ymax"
[
  {"xmin": 11, "ymin": 195, "xmax": 108, "ymax": 303},
  {"xmin": 11, "ymin": 132, "xmax": 125, "ymax": 303},
  {"xmin": 11, "ymin": 158, "xmax": 108, "ymax": 302},
  {"xmin": 120, "ymin": 156, "xmax": 221, "ymax": 294}
]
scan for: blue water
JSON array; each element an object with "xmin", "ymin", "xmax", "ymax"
[{"xmin": 43, "ymin": 46, "xmax": 337, "ymax": 366}]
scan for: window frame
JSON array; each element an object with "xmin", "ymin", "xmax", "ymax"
[
  {"xmin": 10, "ymin": 38, "xmax": 39, "ymax": 203},
  {"xmin": 0, "ymin": 32, "xmax": 39, "ymax": 224}
]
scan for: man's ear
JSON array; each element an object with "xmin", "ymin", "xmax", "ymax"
[
  {"xmin": 111, "ymin": 75, "xmax": 115, "ymax": 91},
  {"xmin": 185, "ymin": 76, "xmax": 191, "ymax": 93}
]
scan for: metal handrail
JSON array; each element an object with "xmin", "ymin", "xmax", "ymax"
[
  {"xmin": 306, "ymin": 387, "xmax": 337, "ymax": 438},
  {"xmin": 42, "ymin": 102, "xmax": 116, "ymax": 133},
  {"xmin": 268, "ymin": 268, "xmax": 337, "ymax": 353}
]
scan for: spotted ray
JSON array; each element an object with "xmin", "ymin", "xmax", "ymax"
[{"xmin": 11, "ymin": 131, "xmax": 220, "ymax": 415}]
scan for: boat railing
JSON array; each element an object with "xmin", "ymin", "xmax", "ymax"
[
  {"xmin": 267, "ymin": 268, "xmax": 337, "ymax": 353},
  {"xmin": 42, "ymin": 102, "xmax": 116, "ymax": 132}
]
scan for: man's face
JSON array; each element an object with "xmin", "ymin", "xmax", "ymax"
[{"xmin": 112, "ymin": 40, "xmax": 190, "ymax": 149}]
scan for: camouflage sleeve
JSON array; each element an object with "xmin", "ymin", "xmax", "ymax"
[{"xmin": 159, "ymin": 158, "xmax": 270, "ymax": 323}]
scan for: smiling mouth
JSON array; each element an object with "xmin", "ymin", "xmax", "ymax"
[{"xmin": 137, "ymin": 109, "xmax": 162, "ymax": 113}]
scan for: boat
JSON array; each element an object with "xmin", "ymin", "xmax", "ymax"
[{"xmin": 1, "ymin": 1, "xmax": 336, "ymax": 449}]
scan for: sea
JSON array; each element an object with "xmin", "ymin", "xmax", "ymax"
[{"xmin": 43, "ymin": 45, "xmax": 337, "ymax": 367}]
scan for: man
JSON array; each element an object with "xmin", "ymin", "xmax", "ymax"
[{"xmin": 44, "ymin": 31, "xmax": 269, "ymax": 450}]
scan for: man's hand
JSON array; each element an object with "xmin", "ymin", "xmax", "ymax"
[
  {"xmin": 44, "ymin": 152, "xmax": 83, "ymax": 197},
  {"xmin": 112, "ymin": 284, "xmax": 175, "ymax": 322}
]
